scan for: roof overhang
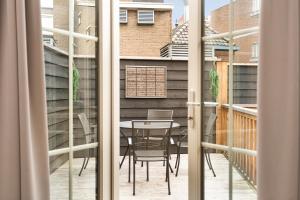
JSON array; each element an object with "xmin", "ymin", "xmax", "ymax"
[{"xmin": 119, "ymin": 2, "xmax": 173, "ymax": 11}]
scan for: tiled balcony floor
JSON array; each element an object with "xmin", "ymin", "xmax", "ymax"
[{"xmin": 50, "ymin": 154, "xmax": 257, "ymax": 200}]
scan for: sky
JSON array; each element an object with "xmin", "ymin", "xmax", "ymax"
[{"xmin": 165, "ymin": 0, "xmax": 229, "ymax": 25}]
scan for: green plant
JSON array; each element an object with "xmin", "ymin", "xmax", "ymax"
[
  {"xmin": 209, "ymin": 63, "xmax": 219, "ymax": 100},
  {"xmin": 73, "ymin": 64, "xmax": 80, "ymax": 101}
]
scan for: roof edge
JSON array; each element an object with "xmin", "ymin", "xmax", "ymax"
[{"xmin": 119, "ymin": 2, "xmax": 173, "ymax": 10}]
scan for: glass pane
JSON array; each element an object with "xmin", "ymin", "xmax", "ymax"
[
  {"xmin": 203, "ymin": 1, "xmax": 231, "ymax": 197},
  {"xmin": 50, "ymin": 153, "xmax": 69, "ymax": 200},
  {"xmin": 41, "ymin": 0, "xmax": 70, "ymax": 31},
  {"xmin": 204, "ymin": 0, "xmax": 230, "ymax": 37},
  {"xmin": 231, "ymin": 0, "xmax": 259, "ymax": 199},
  {"xmin": 203, "ymin": 0, "xmax": 258, "ymax": 199},
  {"xmin": 73, "ymin": 41, "xmax": 98, "ymax": 146},
  {"xmin": 46, "ymin": 34, "xmax": 69, "ymax": 151},
  {"xmin": 232, "ymin": 0, "xmax": 260, "ymax": 31},
  {"xmin": 72, "ymin": 39, "xmax": 98, "ymax": 199},
  {"xmin": 40, "ymin": 0, "xmax": 72, "ymax": 52},
  {"xmin": 75, "ymin": 1, "xmax": 97, "ymax": 37},
  {"xmin": 73, "ymin": 148, "xmax": 98, "ymax": 200}
]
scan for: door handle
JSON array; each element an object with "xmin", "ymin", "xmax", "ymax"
[{"xmin": 187, "ymin": 89, "xmax": 198, "ymax": 128}]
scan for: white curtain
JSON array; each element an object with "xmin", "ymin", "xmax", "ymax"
[
  {"xmin": 258, "ymin": 0, "xmax": 299, "ymax": 199},
  {"xmin": 0, "ymin": 0, "xmax": 50, "ymax": 199}
]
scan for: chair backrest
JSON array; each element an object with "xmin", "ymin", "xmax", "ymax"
[
  {"xmin": 205, "ymin": 113, "xmax": 217, "ymax": 136},
  {"xmin": 131, "ymin": 120, "xmax": 173, "ymax": 155},
  {"xmin": 147, "ymin": 109, "xmax": 173, "ymax": 120},
  {"xmin": 78, "ymin": 113, "xmax": 92, "ymax": 143},
  {"xmin": 147, "ymin": 110, "xmax": 173, "ymax": 135}
]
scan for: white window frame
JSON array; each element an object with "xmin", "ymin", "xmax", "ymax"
[
  {"xmin": 120, "ymin": 9, "xmax": 128, "ymax": 24},
  {"xmin": 251, "ymin": 43, "xmax": 259, "ymax": 61},
  {"xmin": 190, "ymin": 0, "xmax": 260, "ymax": 199},
  {"xmin": 137, "ymin": 10, "xmax": 155, "ymax": 24},
  {"xmin": 42, "ymin": 0, "xmax": 119, "ymax": 199}
]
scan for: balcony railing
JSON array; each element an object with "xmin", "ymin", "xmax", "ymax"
[{"xmin": 218, "ymin": 104, "xmax": 257, "ymax": 186}]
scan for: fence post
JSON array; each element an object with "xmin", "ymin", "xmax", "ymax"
[{"xmin": 216, "ymin": 61, "xmax": 228, "ymax": 145}]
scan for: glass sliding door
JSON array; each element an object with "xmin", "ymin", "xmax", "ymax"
[
  {"xmin": 201, "ymin": 0, "xmax": 259, "ymax": 199},
  {"xmin": 41, "ymin": 0, "xmax": 99, "ymax": 199}
]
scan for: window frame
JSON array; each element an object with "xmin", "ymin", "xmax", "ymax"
[
  {"xmin": 42, "ymin": 1, "xmax": 102, "ymax": 199},
  {"xmin": 251, "ymin": 42, "xmax": 259, "ymax": 60},
  {"xmin": 137, "ymin": 9, "xmax": 155, "ymax": 25},
  {"xmin": 120, "ymin": 9, "xmax": 128, "ymax": 24}
]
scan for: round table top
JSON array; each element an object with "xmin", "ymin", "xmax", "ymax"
[{"xmin": 120, "ymin": 121, "xmax": 180, "ymax": 129}]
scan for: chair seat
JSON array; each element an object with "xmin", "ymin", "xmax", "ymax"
[{"xmin": 134, "ymin": 150, "xmax": 166, "ymax": 161}]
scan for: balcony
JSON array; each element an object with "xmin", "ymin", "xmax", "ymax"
[{"xmin": 48, "ymin": 101, "xmax": 258, "ymax": 199}]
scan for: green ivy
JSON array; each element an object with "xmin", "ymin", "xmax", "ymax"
[
  {"xmin": 73, "ymin": 64, "xmax": 80, "ymax": 101},
  {"xmin": 209, "ymin": 63, "xmax": 219, "ymax": 100}
]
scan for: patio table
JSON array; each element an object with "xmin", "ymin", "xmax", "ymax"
[{"xmin": 120, "ymin": 120, "xmax": 180, "ymax": 130}]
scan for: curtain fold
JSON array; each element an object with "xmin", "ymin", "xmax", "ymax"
[
  {"xmin": 0, "ymin": 0, "xmax": 50, "ymax": 200},
  {"xmin": 258, "ymin": 0, "xmax": 299, "ymax": 200}
]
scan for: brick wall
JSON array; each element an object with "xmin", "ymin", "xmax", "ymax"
[
  {"xmin": 120, "ymin": 9, "xmax": 172, "ymax": 57},
  {"xmin": 53, "ymin": 0, "xmax": 69, "ymax": 53},
  {"xmin": 210, "ymin": 0, "xmax": 259, "ymax": 63},
  {"xmin": 74, "ymin": 5, "xmax": 96, "ymax": 55},
  {"xmin": 52, "ymin": 1, "xmax": 171, "ymax": 57}
]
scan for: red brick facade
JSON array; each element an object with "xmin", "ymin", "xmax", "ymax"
[{"xmin": 210, "ymin": 0, "xmax": 259, "ymax": 63}]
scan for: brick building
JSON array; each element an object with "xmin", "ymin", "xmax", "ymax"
[
  {"xmin": 43, "ymin": 0, "xmax": 173, "ymax": 57},
  {"xmin": 209, "ymin": 0, "xmax": 260, "ymax": 63},
  {"xmin": 119, "ymin": 1, "xmax": 172, "ymax": 57}
]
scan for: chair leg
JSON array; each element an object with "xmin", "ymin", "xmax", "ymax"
[
  {"xmin": 207, "ymin": 152, "xmax": 216, "ymax": 177},
  {"xmin": 128, "ymin": 147, "xmax": 131, "ymax": 183},
  {"xmin": 204, "ymin": 152, "xmax": 212, "ymax": 169},
  {"xmin": 175, "ymin": 154, "xmax": 181, "ymax": 177},
  {"xmin": 169, "ymin": 162, "xmax": 174, "ymax": 173},
  {"xmin": 141, "ymin": 161, "xmax": 143, "ymax": 167},
  {"xmin": 120, "ymin": 146, "xmax": 129, "ymax": 168},
  {"xmin": 167, "ymin": 159, "xmax": 171, "ymax": 195},
  {"xmin": 84, "ymin": 156, "xmax": 90, "ymax": 169},
  {"xmin": 78, "ymin": 157, "xmax": 86, "ymax": 176},
  {"xmin": 175, "ymin": 146, "xmax": 180, "ymax": 169},
  {"xmin": 83, "ymin": 149, "xmax": 91, "ymax": 170},
  {"xmin": 133, "ymin": 160, "xmax": 136, "ymax": 196},
  {"xmin": 146, "ymin": 161, "xmax": 149, "ymax": 181}
]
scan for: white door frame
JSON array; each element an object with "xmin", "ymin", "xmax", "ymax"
[
  {"xmin": 108, "ymin": 0, "xmax": 205, "ymax": 199},
  {"xmin": 98, "ymin": 0, "xmax": 120, "ymax": 199},
  {"xmin": 187, "ymin": 0, "xmax": 203, "ymax": 200}
]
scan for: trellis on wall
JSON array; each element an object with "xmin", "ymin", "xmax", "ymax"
[{"xmin": 125, "ymin": 65, "xmax": 167, "ymax": 98}]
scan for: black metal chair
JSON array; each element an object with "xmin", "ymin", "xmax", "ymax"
[
  {"xmin": 78, "ymin": 113, "xmax": 96, "ymax": 176},
  {"xmin": 120, "ymin": 110, "xmax": 174, "ymax": 182},
  {"xmin": 131, "ymin": 120, "xmax": 174, "ymax": 195},
  {"xmin": 175, "ymin": 113, "xmax": 217, "ymax": 177},
  {"xmin": 144, "ymin": 110, "xmax": 174, "ymax": 169}
]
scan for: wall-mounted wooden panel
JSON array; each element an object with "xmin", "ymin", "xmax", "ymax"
[{"xmin": 125, "ymin": 65, "xmax": 167, "ymax": 98}]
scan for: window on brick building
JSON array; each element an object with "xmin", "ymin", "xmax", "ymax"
[
  {"xmin": 125, "ymin": 66, "xmax": 167, "ymax": 98},
  {"xmin": 251, "ymin": 43, "xmax": 259, "ymax": 59},
  {"xmin": 120, "ymin": 9, "xmax": 128, "ymax": 24},
  {"xmin": 137, "ymin": 10, "xmax": 155, "ymax": 24}
]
